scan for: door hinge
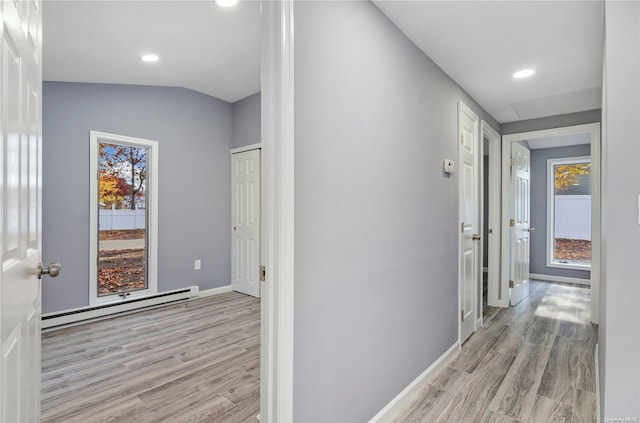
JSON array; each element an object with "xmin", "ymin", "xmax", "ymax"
[
  {"xmin": 461, "ymin": 310, "xmax": 464, "ymax": 321},
  {"xmin": 510, "ymin": 157, "xmax": 515, "ymax": 167},
  {"xmin": 509, "ymin": 280, "xmax": 515, "ymax": 288},
  {"xmin": 509, "ymin": 219, "xmax": 515, "ymax": 227},
  {"xmin": 460, "ymin": 135, "xmax": 464, "ymax": 145},
  {"xmin": 461, "ymin": 222, "xmax": 464, "ymax": 233},
  {"xmin": 259, "ymin": 265, "xmax": 266, "ymax": 282}
]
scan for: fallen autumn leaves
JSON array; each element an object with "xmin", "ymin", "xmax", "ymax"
[{"xmin": 98, "ymin": 230, "xmax": 146, "ymax": 295}]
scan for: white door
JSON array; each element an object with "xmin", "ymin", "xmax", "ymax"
[
  {"xmin": 458, "ymin": 102, "xmax": 479, "ymax": 344},
  {"xmin": 509, "ymin": 143, "xmax": 531, "ymax": 305},
  {"xmin": 1, "ymin": 0, "xmax": 44, "ymax": 421},
  {"xmin": 231, "ymin": 149, "xmax": 261, "ymax": 297}
]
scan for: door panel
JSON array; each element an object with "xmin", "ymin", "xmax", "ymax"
[
  {"xmin": 1, "ymin": 0, "xmax": 42, "ymax": 420},
  {"xmin": 231, "ymin": 149, "xmax": 261, "ymax": 297},
  {"xmin": 458, "ymin": 103, "xmax": 479, "ymax": 344},
  {"xmin": 510, "ymin": 143, "xmax": 531, "ymax": 305}
]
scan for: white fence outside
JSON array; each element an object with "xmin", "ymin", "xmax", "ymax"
[
  {"xmin": 555, "ymin": 195, "xmax": 591, "ymax": 240},
  {"xmin": 99, "ymin": 206, "xmax": 145, "ymax": 230}
]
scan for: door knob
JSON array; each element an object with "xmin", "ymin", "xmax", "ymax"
[
  {"xmin": 38, "ymin": 262, "xmax": 61, "ymax": 279},
  {"xmin": 526, "ymin": 227, "xmax": 536, "ymax": 233},
  {"xmin": 472, "ymin": 234, "xmax": 481, "ymax": 241}
]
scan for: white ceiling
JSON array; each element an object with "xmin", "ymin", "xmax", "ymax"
[
  {"xmin": 527, "ymin": 133, "xmax": 591, "ymax": 150},
  {"xmin": 373, "ymin": 0, "xmax": 604, "ymax": 123},
  {"xmin": 44, "ymin": 1, "xmax": 604, "ymax": 120},
  {"xmin": 43, "ymin": 1, "xmax": 261, "ymax": 103}
]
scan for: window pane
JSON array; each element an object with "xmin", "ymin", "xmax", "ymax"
[
  {"xmin": 98, "ymin": 142, "xmax": 148, "ymax": 296},
  {"xmin": 553, "ymin": 161, "xmax": 591, "ymax": 264}
]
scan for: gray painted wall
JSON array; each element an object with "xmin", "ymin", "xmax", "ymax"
[
  {"xmin": 231, "ymin": 92, "xmax": 261, "ymax": 148},
  {"xmin": 501, "ymin": 109, "xmax": 601, "ymax": 135},
  {"xmin": 530, "ymin": 145, "xmax": 591, "ymax": 280},
  {"xmin": 293, "ymin": 2, "xmax": 499, "ymax": 421},
  {"xmin": 601, "ymin": 2, "xmax": 640, "ymax": 418},
  {"xmin": 42, "ymin": 82, "xmax": 232, "ymax": 313}
]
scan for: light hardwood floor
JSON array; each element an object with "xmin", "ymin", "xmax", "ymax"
[
  {"xmin": 391, "ymin": 280, "xmax": 597, "ymax": 423},
  {"xmin": 41, "ymin": 292, "xmax": 260, "ymax": 423}
]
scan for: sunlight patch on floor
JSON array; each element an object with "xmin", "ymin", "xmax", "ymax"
[{"xmin": 534, "ymin": 290, "xmax": 590, "ymax": 324}]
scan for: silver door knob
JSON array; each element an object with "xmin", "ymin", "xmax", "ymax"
[
  {"xmin": 472, "ymin": 234, "xmax": 481, "ymax": 241},
  {"xmin": 38, "ymin": 262, "xmax": 61, "ymax": 279},
  {"xmin": 526, "ymin": 227, "xmax": 536, "ymax": 233}
]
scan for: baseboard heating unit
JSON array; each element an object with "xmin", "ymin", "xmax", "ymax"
[{"xmin": 42, "ymin": 286, "xmax": 200, "ymax": 330}]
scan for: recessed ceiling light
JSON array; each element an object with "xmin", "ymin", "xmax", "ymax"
[
  {"xmin": 141, "ymin": 54, "xmax": 159, "ymax": 63},
  {"xmin": 216, "ymin": 0, "xmax": 238, "ymax": 7},
  {"xmin": 513, "ymin": 69, "xmax": 535, "ymax": 79}
]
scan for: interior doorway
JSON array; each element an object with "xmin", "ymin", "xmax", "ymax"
[
  {"xmin": 480, "ymin": 121, "xmax": 501, "ymax": 323},
  {"xmin": 487, "ymin": 123, "xmax": 601, "ymax": 324}
]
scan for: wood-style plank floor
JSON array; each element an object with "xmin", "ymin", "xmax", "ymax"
[
  {"xmin": 391, "ymin": 280, "xmax": 597, "ymax": 423},
  {"xmin": 41, "ymin": 292, "xmax": 260, "ymax": 423}
]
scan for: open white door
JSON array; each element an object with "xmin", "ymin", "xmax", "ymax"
[
  {"xmin": 1, "ymin": 0, "xmax": 46, "ymax": 421},
  {"xmin": 458, "ymin": 102, "xmax": 479, "ymax": 344},
  {"xmin": 509, "ymin": 143, "xmax": 532, "ymax": 305},
  {"xmin": 231, "ymin": 148, "xmax": 261, "ymax": 297}
]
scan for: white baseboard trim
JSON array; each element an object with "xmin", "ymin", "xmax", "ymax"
[
  {"xmin": 199, "ymin": 285, "xmax": 233, "ymax": 297},
  {"xmin": 595, "ymin": 343, "xmax": 600, "ymax": 423},
  {"xmin": 368, "ymin": 342, "xmax": 459, "ymax": 422},
  {"xmin": 530, "ymin": 273, "xmax": 590, "ymax": 286}
]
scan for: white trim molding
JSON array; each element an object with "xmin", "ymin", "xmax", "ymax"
[
  {"xmin": 595, "ymin": 343, "xmax": 600, "ymax": 423},
  {"xmin": 530, "ymin": 273, "xmax": 591, "ymax": 286},
  {"xmin": 368, "ymin": 342, "xmax": 459, "ymax": 422},
  {"xmin": 260, "ymin": 1, "xmax": 295, "ymax": 422},
  {"xmin": 198, "ymin": 285, "xmax": 233, "ymax": 297},
  {"xmin": 89, "ymin": 131, "xmax": 159, "ymax": 307},
  {"xmin": 231, "ymin": 143, "xmax": 263, "ymax": 155}
]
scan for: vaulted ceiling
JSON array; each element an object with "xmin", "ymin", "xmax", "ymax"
[{"xmin": 43, "ymin": 1, "xmax": 261, "ymax": 103}]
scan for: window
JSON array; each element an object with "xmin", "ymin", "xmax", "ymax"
[
  {"xmin": 547, "ymin": 156, "xmax": 591, "ymax": 269},
  {"xmin": 89, "ymin": 131, "xmax": 158, "ymax": 305}
]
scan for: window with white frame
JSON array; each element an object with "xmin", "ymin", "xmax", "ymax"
[
  {"xmin": 547, "ymin": 156, "xmax": 591, "ymax": 269},
  {"xmin": 89, "ymin": 131, "xmax": 159, "ymax": 305}
]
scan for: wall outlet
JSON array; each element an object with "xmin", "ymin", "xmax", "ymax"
[{"xmin": 194, "ymin": 259, "xmax": 201, "ymax": 270}]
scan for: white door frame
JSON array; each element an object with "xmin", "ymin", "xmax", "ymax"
[
  {"xmin": 260, "ymin": 1, "xmax": 295, "ymax": 421},
  {"xmin": 497, "ymin": 123, "xmax": 600, "ymax": 322},
  {"xmin": 481, "ymin": 121, "xmax": 501, "ymax": 313}
]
